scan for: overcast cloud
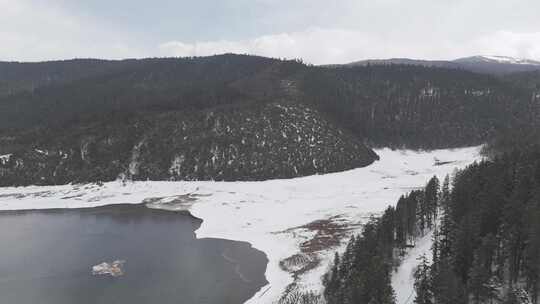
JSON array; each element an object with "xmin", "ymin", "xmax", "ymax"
[{"xmin": 1, "ymin": 0, "xmax": 540, "ymax": 64}]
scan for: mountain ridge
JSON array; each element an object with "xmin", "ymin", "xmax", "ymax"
[
  {"xmin": 343, "ymin": 55, "xmax": 540, "ymax": 75},
  {"xmin": 0, "ymin": 54, "xmax": 539, "ymax": 185},
  {"xmin": 454, "ymin": 55, "xmax": 540, "ymax": 65}
]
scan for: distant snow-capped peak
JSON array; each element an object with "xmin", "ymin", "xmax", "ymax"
[{"xmin": 455, "ymin": 55, "xmax": 540, "ymax": 65}]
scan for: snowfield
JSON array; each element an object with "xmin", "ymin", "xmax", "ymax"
[
  {"xmin": 479, "ymin": 55, "xmax": 540, "ymax": 65},
  {"xmin": 0, "ymin": 147, "xmax": 482, "ymax": 303}
]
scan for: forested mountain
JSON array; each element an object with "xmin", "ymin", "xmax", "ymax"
[
  {"xmin": 0, "ymin": 59, "xmax": 133, "ymax": 97},
  {"xmin": 0, "ymin": 55, "xmax": 289, "ymax": 130},
  {"xmin": 300, "ymin": 65, "xmax": 537, "ymax": 148},
  {"xmin": 0, "ymin": 54, "xmax": 539, "ymax": 185},
  {"xmin": 2, "ymin": 54, "xmax": 537, "ymax": 145},
  {"xmin": 0, "ymin": 55, "xmax": 381, "ymax": 185},
  {"xmin": 0, "ymin": 101, "xmax": 377, "ymax": 186}
]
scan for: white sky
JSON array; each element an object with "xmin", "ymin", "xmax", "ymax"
[{"xmin": 1, "ymin": 0, "xmax": 540, "ymax": 64}]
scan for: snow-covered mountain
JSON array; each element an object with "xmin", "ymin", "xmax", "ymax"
[
  {"xmin": 344, "ymin": 55, "xmax": 540, "ymax": 75},
  {"xmin": 454, "ymin": 55, "xmax": 540, "ymax": 66},
  {"xmin": 452, "ymin": 55, "xmax": 540, "ymax": 74}
]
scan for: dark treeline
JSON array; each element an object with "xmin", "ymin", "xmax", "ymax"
[
  {"xmin": 395, "ymin": 176, "xmax": 440, "ymax": 247},
  {"xmin": 419, "ymin": 148, "xmax": 540, "ymax": 304},
  {"xmin": 301, "ymin": 65, "xmax": 538, "ymax": 148},
  {"xmin": 502, "ymin": 70, "xmax": 540, "ymax": 91},
  {"xmin": 0, "ymin": 59, "xmax": 132, "ymax": 97},
  {"xmin": 1, "ymin": 54, "xmax": 538, "ymax": 149},
  {"xmin": 323, "ymin": 176, "xmax": 441, "ymax": 304},
  {"xmin": 0, "ymin": 55, "xmax": 291, "ymax": 130}
]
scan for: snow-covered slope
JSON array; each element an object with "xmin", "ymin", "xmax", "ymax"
[
  {"xmin": 392, "ymin": 231, "xmax": 434, "ymax": 304},
  {"xmin": 0, "ymin": 146, "xmax": 482, "ymax": 303},
  {"xmin": 452, "ymin": 55, "xmax": 540, "ymax": 74},
  {"xmin": 455, "ymin": 55, "xmax": 540, "ymax": 65},
  {"xmin": 344, "ymin": 55, "xmax": 540, "ymax": 75}
]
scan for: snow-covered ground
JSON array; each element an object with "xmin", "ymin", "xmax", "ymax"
[
  {"xmin": 0, "ymin": 146, "xmax": 482, "ymax": 303},
  {"xmin": 392, "ymin": 231, "xmax": 434, "ymax": 304},
  {"xmin": 479, "ymin": 55, "xmax": 540, "ymax": 65}
]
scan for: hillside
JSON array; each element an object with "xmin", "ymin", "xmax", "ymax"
[
  {"xmin": 503, "ymin": 70, "xmax": 540, "ymax": 91},
  {"xmin": 0, "ymin": 55, "xmax": 290, "ymax": 130},
  {"xmin": 0, "ymin": 54, "xmax": 539, "ymax": 185},
  {"xmin": 300, "ymin": 64, "xmax": 537, "ymax": 148},
  {"xmin": 0, "ymin": 101, "xmax": 377, "ymax": 186},
  {"xmin": 0, "ymin": 59, "xmax": 133, "ymax": 97}
]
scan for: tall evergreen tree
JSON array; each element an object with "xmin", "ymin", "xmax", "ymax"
[{"xmin": 414, "ymin": 255, "xmax": 434, "ymax": 304}]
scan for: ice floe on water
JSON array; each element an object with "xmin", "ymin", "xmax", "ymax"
[
  {"xmin": 92, "ymin": 260, "xmax": 126, "ymax": 277},
  {"xmin": 0, "ymin": 146, "xmax": 483, "ymax": 303}
]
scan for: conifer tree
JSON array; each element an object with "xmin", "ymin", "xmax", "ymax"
[{"xmin": 414, "ymin": 255, "xmax": 433, "ymax": 304}]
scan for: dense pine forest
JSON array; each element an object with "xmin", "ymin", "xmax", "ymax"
[
  {"xmin": 425, "ymin": 149, "xmax": 540, "ymax": 304},
  {"xmin": 322, "ymin": 132, "xmax": 540, "ymax": 304},
  {"xmin": 0, "ymin": 102, "xmax": 377, "ymax": 185},
  {"xmin": 323, "ymin": 176, "xmax": 441, "ymax": 304},
  {"xmin": 301, "ymin": 65, "xmax": 537, "ymax": 148}
]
